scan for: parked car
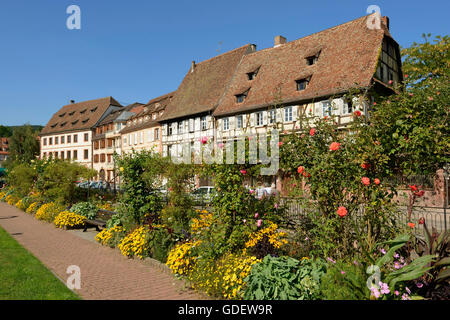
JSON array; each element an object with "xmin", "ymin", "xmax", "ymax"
[{"xmin": 191, "ymin": 186, "xmax": 216, "ymax": 203}]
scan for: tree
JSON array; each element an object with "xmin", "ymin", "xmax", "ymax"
[
  {"xmin": 369, "ymin": 34, "xmax": 450, "ymax": 176},
  {"xmin": 5, "ymin": 124, "xmax": 40, "ymax": 166},
  {"xmin": 0, "ymin": 125, "xmax": 12, "ymax": 137}
]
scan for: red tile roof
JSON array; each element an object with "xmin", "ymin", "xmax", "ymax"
[
  {"xmin": 40, "ymin": 97, "xmax": 122, "ymax": 135},
  {"xmin": 213, "ymin": 14, "xmax": 394, "ymax": 116},
  {"xmin": 159, "ymin": 45, "xmax": 256, "ymax": 121}
]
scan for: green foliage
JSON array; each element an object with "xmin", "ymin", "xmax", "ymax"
[
  {"xmin": 6, "ymin": 163, "xmax": 37, "ymax": 198},
  {"xmin": 115, "ymin": 150, "xmax": 166, "ymax": 225},
  {"xmin": 37, "ymin": 159, "xmax": 96, "ymax": 204},
  {"xmin": 161, "ymin": 162, "xmax": 196, "ymax": 234},
  {"xmin": 69, "ymin": 201, "xmax": 98, "ymax": 219},
  {"xmin": 4, "ymin": 124, "xmax": 40, "ymax": 167},
  {"xmin": 147, "ymin": 226, "xmax": 176, "ymax": 263},
  {"xmin": 244, "ymin": 255, "xmax": 325, "ymax": 300},
  {"xmin": 319, "ymin": 260, "xmax": 369, "ymax": 300},
  {"xmin": 0, "ymin": 125, "xmax": 12, "ymax": 137}
]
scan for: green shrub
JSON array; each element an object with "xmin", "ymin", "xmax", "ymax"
[
  {"xmin": 319, "ymin": 260, "xmax": 370, "ymax": 300},
  {"xmin": 244, "ymin": 255, "xmax": 326, "ymax": 300},
  {"xmin": 69, "ymin": 202, "xmax": 98, "ymax": 219},
  {"xmin": 148, "ymin": 226, "xmax": 176, "ymax": 263}
]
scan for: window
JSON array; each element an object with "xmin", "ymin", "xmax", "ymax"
[
  {"xmin": 189, "ymin": 119, "xmax": 194, "ymax": 132},
  {"xmin": 49, "ymin": 137, "xmax": 53, "ymax": 145},
  {"xmin": 73, "ymin": 150, "xmax": 78, "ymax": 160},
  {"xmin": 322, "ymin": 101, "xmax": 332, "ymax": 117},
  {"xmin": 296, "ymin": 78, "xmax": 310, "ymax": 91},
  {"xmin": 73, "ymin": 134, "xmax": 78, "ymax": 143},
  {"xmin": 94, "ymin": 155, "xmax": 99, "ymax": 163},
  {"xmin": 84, "ymin": 133, "xmax": 89, "ymax": 142},
  {"xmin": 306, "ymin": 51, "xmax": 320, "ymax": 65},
  {"xmin": 55, "ymin": 137, "xmax": 59, "ymax": 144},
  {"xmin": 72, "ymin": 119, "xmax": 79, "ymax": 125},
  {"xmin": 168, "ymin": 124, "xmax": 173, "ymax": 136},
  {"xmin": 178, "ymin": 121, "xmax": 183, "ymax": 134},
  {"xmin": 84, "ymin": 149, "xmax": 88, "ymax": 160},
  {"xmin": 134, "ymin": 133, "xmax": 138, "ymax": 145},
  {"xmin": 201, "ymin": 116, "xmax": 207, "ymax": 131},
  {"xmin": 54, "ymin": 152, "xmax": 58, "ymax": 159},
  {"xmin": 284, "ymin": 106, "xmax": 293, "ymax": 122},
  {"xmin": 128, "ymin": 134, "xmax": 131, "ymax": 145},
  {"xmin": 154, "ymin": 128, "xmax": 159, "ymax": 140},
  {"xmin": 223, "ymin": 117, "xmax": 229, "ymax": 131},
  {"xmin": 269, "ymin": 109, "xmax": 276, "ymax": 124},
  {"xmin": 67, "ymin": 151, "xmax": 71, "ymax": 160},
  {"xmin": 60, "ymin": 152, "xmax": 64, "ymax": 160},
  {"xmin": 140, "ymin": 132, "xmax": 144, "ymax": 144},
  {"xmin": 43, "ymin": 138, "xmax": 47, "ymax": 146},
  {"xmin": 43, "ymin": 152, "xmax": 46, "ymax": 158},
  {"xmin": 236, "ymin": 93, "xmax": 246, "ymax": 103},
  {"xmin": 376, "ymin": 39, "xmax": 400, "ymax": 84},
  {"xmin": 256, "ymin": 112, "xmax": 264, "ymax": 126},
  {"xmin": 123, "ymin": 136, "xmax": 127, "ymax": 145},
  {"xmin": 67, "ymin": 135, "xmax": 71, "ymax": 144},
  {"xmin": 61, "ymin": 136, "xmax": 65, "ymax": 144},
  {"xmin": 100, "ymin": 154, "xmax": 106, "ymax": 163},
  {"xmin": 345, "ymin": 99, "xmax": 353, "ymax": 114},
  {"xmin": 100, "ymin": 140, "xmax": 105, "ymax": 149},
  {"xmin": 247, "ymin": 68, "xmax": 259, "ymax": 80},
  {"xmin": 236, "ymin": 115, "xmax": 243, "ymax": 129}
]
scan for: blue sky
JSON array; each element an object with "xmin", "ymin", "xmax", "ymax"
[{"xmin": 0, "ymin": 0, "xmax": 448, "ymax": 126}]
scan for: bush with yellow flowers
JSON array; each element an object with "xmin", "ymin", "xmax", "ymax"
[
  {"xmin": 0, "ymin": 191, "xmax": 7, "ymax": 200},
  {"xmin": 118, "ymin": 226, "xmax": 151, "ymax": 259},
  {"xmin": 190, "ymin": 211, "xmax": 214, "ymax": 235},
  {"xmin": 95, "ymin": 225, "xmax": 126, "ymax": 248},
  {"xmin": 188, "ymin": 252, "xmax": 260, "ymax": 299},
  {"xmin": 166, "ymin": 240, "xmax": 202, "ymax": 275},
  {"xmin": 35, "ymin": 202, "xmax": 65, "ymax": 222},
  {"xmin": 5, "ymin": 194, "xmax": 19, "ymax": 206},
  {"xmin": 54, "ymin": 211, "xmax": 86, "ymax": 229},
  {"xmin": 244, "ymin": 221, "xmax": 288, "ymax": 259},
  {"xmin": 26, "ymin": 201, "xmax": 41, "ymax": 214},
  {"xmin": 99, "ymin": 202, "xmax": 113, "ymax": 211}
]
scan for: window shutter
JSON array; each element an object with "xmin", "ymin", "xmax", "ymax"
[
  {"xmin": 229, "ymin": 116, "xmax": 235, "ymax": 130},
  {"xmin": 195, "ymin": 118, "xmax": 200, "ymax": 131},
  {"xmin": 249, "ymin": 113, "xmax": 255, "ymax": 127},
  {"xmin": 263, "ymin": 111, "xmax": 267, "ymax": 125},
  {"xmin": 315, "ymin": 103, "xmax": 321, "ymax": 116},
  {"xmin": 293, "ymin": 105, "xmax": 298, "ymax": 120}
]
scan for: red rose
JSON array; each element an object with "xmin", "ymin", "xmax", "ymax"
[
  {"xmin": 309, "ymin": 128, "xmax": 316, "ymax": 136},
  {"xmin": 408, "ymin": 222, "xmax": 415, "ymax": 229},
  {"xmin": 329, "ymin": 142, "xmax": 340, "ymax": 151},
  {"xmin": 361, "ymin": 163, "xmax": 370, "ymax": 170},
  {"xmin": 278, "ymin": 141, "xmax": 283, "ymax": 146},
  {"xmin": 240, "ymin": 169, "xmax": 247, "ymax": 175},
  {"xmin": 374, "ymin": 178, "xmax": 381, "ymax": 185},
  {"xmin": 408, "ymin": 184, "xmax": 418, "ymax": 192},
  {"xmin": 414, "ymin": 190, "xmax": 425, "ymax": 198},
  {"xmin": 353, "ymin": 110, "xmax": 362, "ymax": 117},
  {"xmin": 418, "ymin": 217, "xmax": 425, "ymax": 225},
  {"xmin": 337, "ymin": 206, "xmax": 348, "ymax": 217},
  {"xmin": 302, "ymin": 171, "xmax": 310, "ymax": 178},
  {"xmin": 361, "ymin": 177, "xmax": 370, "ymax": 186},
  {"xmin": 297, "ymin": 166, "xmax": 304, "ymax": 174}
]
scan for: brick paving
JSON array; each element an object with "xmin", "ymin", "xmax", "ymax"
[{"xmin": 0, "ymin": 202, "xmax": 202, "ymax": 300}]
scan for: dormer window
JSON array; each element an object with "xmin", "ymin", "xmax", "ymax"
[
  {"xmin": 51, "ymin": 123, "xmax": 58, "ymax": 128},
  {"xmin": 306, "ymin": 51, "xmax": 321, "ymax": 66},
  {"xmin": 296, "ymin": 77, "xmax": 310, "ymax": 91},
  {"xmin": 80, "ymin": 109, "xmax": 87, "ymax": 114},
  {"xmin": 90, "ymin": 107, "xmax": 98, "ymax": 112},
  {"xmin": 247, "ymin": 67, "xmax": 260, "ymax": 80},
  {"xmin": 60, "ymin": 121, "xmax": 67, "ymax": 127},
  {"xmin": 69, "ymin": 111, "xmax": 75, "ymax": 116},
  {"xmin": 59, "ymin": 112, "xmax": 66, "ymax": 117},
  {"xmin": 71, "ymin": 119, "xmax": 79, "ymax": 125},
  {"xmin": 82, "ymin": 118, "xmax": 89, "ymax": 124},
  {"xmin": 236, "ymin": 89, "xmax": 249, "ymax": 103}
]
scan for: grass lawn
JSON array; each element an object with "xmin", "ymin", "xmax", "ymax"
[{"xmin": 0, "ymin": 226, "xmax": 80, "ymax": 300}]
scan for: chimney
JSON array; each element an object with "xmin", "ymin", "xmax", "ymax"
[
  {"xmin": 382, "ymin": 16, "xmax": 390, "ymax": 30},
  {"xmin": 274, "ymin": 35, "xmax": 287, "ymax": 47},
  {"xmin": 70, "ymin": 99, "xmax": 75, "ymax": 104},
  {"xmin": 190, "ymin": 61, "xmax": 196, "ymax": 73}
]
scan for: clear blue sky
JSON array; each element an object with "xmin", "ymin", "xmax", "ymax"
[{"xmin": 0, "ymin": 0, "xmax": 448, "ymax": 126}]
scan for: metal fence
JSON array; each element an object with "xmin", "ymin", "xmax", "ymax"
[{"xmin": 279, "ymin": 198, "xmax": 447, "ymax": 237}]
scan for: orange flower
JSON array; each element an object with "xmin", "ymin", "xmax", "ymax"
[
  {"xmin": 374, "ymin": 178, "xmax": 381, "ymax": 185},
  {"xmin": 361, "ymin": 177, "xmax": 370, "ymax": 186},
  {"xmin": 309, "ymin": 128, "xmax": 316, "ymax": 136},
  {"xmin": 408, "ymin": 222, "xmax": 415, "ymax": 228},
  {"xmin": 329, "ymin": 142, "xmax": 340, "ymax": 151},
  {"xmin": 297, "ymin": 166, "xmax": 304, "ymax": 174},
  {"xmin": 337, "ymin": 206, "xmax": 348, "ymax": 217}
]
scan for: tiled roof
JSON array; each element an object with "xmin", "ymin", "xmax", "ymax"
[
  {"xmin": 97, "ymin": 102, "xmax": 145, "ymax": 126},
  {"xmin": 40, "ymin": 97, "xmax": 122, "ymax": 135},
  {"xmin": 213, "ymin": 14, "xmax": 393, "ymax": 116},
  {"xmin": 120, "ymin": 92, "xmax": 175, "ymax": 134},
  {"xmin": 159, "ymin": 45, "xmax": 256, "ymax": 121}
]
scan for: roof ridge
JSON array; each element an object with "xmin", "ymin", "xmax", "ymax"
[{"xmin": 193, "ymin": 43, "xmax": 253, "ymax": 66}]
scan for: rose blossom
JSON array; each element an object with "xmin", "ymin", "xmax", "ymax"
[
  {"xmin": 337, "ymin": 206, "xmax": 348, "ymax": 218},
  {"xmin": 329, "ymin": 142, "xmax": 340, "ymax": 151},
  {"xmin": 361, "ymin": 177, "xmax": 370, "ymax": 186}
]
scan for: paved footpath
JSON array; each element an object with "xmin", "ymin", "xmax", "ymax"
[{"xmin": 0, "ymin": 202, "xmax": 201, "ymax": 300}]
